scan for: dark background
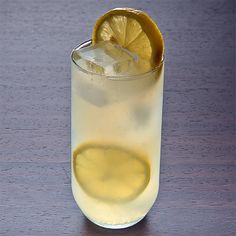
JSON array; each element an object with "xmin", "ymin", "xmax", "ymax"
[{"xmin": 0, "ymin": 0, "xmax": 235, "ymax": 235}]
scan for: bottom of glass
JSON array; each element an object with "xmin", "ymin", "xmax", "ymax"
[{"xmin": 86, "ymin": 215, "xmax": 146, "ymax": 229}]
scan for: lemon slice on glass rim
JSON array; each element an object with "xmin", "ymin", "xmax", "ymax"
[{"xmin": 92, "ymin": 8, "xmax": 164, "ymax": 72}]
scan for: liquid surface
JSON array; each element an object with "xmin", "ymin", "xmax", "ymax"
[{"xmin": 73, "ymin": 143, "xmax": 150, "ymax": 202}]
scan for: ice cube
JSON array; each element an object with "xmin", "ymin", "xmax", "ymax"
[
  {"xmin": 73, "ymin": 41, "xmax": 138, "ymax": 76},
  {"xmin": 133, "ymin": 105, "xmax": 151, "ymax": 126}
]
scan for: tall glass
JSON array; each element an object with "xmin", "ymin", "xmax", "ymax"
[{"xmin": 71, "ymin": 40, "xmax": 164, "ymax": 229}]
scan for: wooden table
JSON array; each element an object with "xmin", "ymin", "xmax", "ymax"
[{"xmin": 0, "ymin": 0, "xmax": 235, "ymax": 235}]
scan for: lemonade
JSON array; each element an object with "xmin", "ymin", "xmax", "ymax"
[{"xmin": 71, "ymin": 8, "xmax": 164, "ymax": 228}]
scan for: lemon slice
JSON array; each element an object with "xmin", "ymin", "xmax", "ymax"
[
  {"xmin": 73, "ymin": 143, "xmax": 150, "ymax": 202},
  {"xmin": 92, "ymin": 8, "xmax": 164, "ymax": 72}
]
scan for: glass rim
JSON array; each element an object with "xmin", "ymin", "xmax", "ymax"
[{"xmin": 71, "ymin": 39, "xmax": 165, "ymax": 80}]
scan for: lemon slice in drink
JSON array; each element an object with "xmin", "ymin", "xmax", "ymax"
[
  {"xmin": 73, "ymin": 143, "xmax": 150, "ymax": 202},
  {"xmin": 92, "ymin": 8, "xmax": 164, "ymax": 72}
]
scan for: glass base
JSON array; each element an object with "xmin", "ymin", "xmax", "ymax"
[{"xmin": 86, "ymin": 216, "xmax": 145, "ymax": 229}]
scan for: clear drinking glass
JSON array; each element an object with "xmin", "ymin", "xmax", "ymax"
[{"xmin": 71, "ymin": 40, "xmax": 164, "ymax": 229}]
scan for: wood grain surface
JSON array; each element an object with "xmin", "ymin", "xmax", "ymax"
[{"xmin": 0, "ymin": 0, "xmax": 235, "ymax": 235}]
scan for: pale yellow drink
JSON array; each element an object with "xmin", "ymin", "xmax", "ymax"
[
  {"xmin": 71, "ymin": 40, "xmax": 164, "ymax": 228},
  {"xmin": 71, "ymin": 7, "xmax": 164, "ymax": 229}
]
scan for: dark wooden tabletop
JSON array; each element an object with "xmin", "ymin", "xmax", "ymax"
[{"xmin": 0, "ymin": 0, "xmax": 235, "ymax": 235}]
